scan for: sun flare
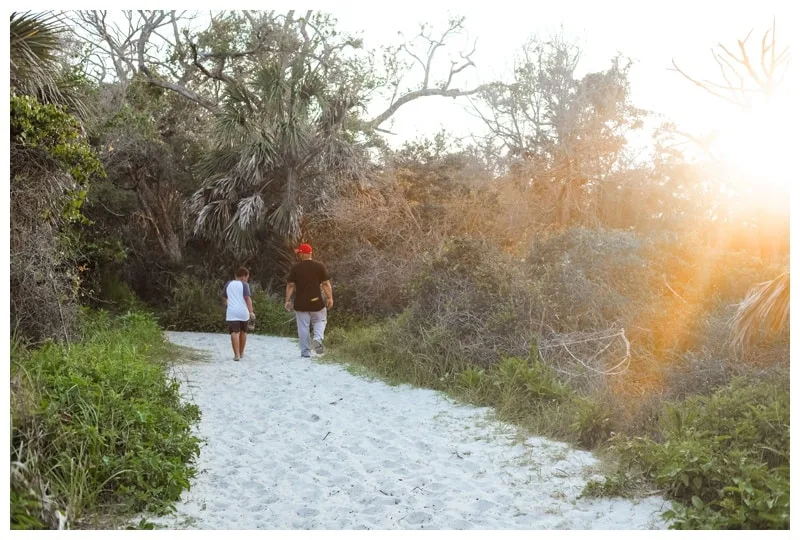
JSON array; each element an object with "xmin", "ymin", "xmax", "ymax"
[{"xmin": 711, "ymin": 102, "xmax": 795, "ymax": 191}]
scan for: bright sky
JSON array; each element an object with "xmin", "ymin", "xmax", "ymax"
[
  {"xmin": 312, "ymin": 0, "xmax": 798, "ymax": 148},
  {"xmin": 21, "ymin": 1, "xmax": 800, "ymax": 151}
]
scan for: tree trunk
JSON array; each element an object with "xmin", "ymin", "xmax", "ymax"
[{"xmin": 132, "ymin": 170, "xmax": 184, "ymax": 265}]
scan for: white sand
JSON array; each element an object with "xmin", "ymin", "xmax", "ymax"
[{"xmin": 150, "ymin": 331, "xmax": 669, "ymax": 530}]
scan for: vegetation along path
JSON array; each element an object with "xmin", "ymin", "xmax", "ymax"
[{"xmin": 150, "ymin": 332, "xmax": 667, "ymax": 530}]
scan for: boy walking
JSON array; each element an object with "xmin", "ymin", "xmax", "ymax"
[
  {"xmin": 223, "ymin": 267, "xmax": 255, "ymax": 361},
  {"xmin": 285, "ymin": 244, "xmax": 333, "ymax": 358}
]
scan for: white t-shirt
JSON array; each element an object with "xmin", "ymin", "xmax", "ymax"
[{"xmin": 223, "ymin": 280, "xmax": 251, "ymax": 321}]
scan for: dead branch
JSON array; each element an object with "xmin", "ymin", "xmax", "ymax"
[
  {"xmin": 365, "ymin": 17, "xmax": 487, "ymax": 131},
  {"xmin": 670, "ymin": 18, "xmax": 790, "ymax": 109},
  {"xmin": 539, "ymin": 327, "xmax": 631, "ymax": 377}
]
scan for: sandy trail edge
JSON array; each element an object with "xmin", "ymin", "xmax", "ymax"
[{"xmin": 145, "ymin": 331, "xmax": 668, "ymax": 530}]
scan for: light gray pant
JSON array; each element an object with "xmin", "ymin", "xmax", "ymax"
[{"xmin": 295, "ymin": 308, "xmax": 327, "ymax": 356}]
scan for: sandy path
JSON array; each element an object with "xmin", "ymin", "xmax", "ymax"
[{"xmin": 151, "ymin": 331, "xmax": 667, "ymax": 530}]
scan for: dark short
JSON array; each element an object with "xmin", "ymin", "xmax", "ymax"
[{"xmin": 227, "ymin": 320, "xmax": 249, "ymax": 334}]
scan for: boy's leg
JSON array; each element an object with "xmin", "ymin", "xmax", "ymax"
[
  {"xmin": 229, "ymin": 328, "xmax": 241, "ymax": 360},
  {"xmin": 239, "ymin": 323, "xmax": 247, "ymax": 358},
  {"xmin": 295, "ymin": 311, "xmax": 312, "ymax": 357},
  {"xmin": 310, "ymin": 308, "xmax": 327, "ymax": 353}
]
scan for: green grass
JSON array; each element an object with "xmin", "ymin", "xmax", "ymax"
[{"xmin": 10, "ymin": 309, "xmax": 202, "ymax": 529}]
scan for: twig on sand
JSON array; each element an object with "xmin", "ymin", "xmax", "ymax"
[
  {"xmin": 329, "ymin": 397, "xmax": 343, "ymax": 405},
  {"xmin": 322, "ymin": 431, "xmax": 331, "ymax": 441}
]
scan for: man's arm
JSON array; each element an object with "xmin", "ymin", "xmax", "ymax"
[
  {"xmin": 321, "ymin": 280, "xmax": 333, "ymax": 309},
  {"xmin": 285, "ymin": 282, "xmax": 296, "ymax": 311}
]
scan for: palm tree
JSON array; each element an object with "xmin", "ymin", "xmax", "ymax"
[
  {"xmin": 10, "ymin": 11, "xmax": 85, "ymax": 114},
  {"xmin": 189, "ymin": 58, "xmax": 365, "ymax": 254},
  {"xmin": 730, "ymin": 272, "xmax": 789, "ymax": 351}
]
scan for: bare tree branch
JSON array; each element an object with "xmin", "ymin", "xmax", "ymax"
[
  {"xmin": 670, "ymin": 19, "xmax": 790, "ymax": 109},
  {"xmin": 364, "ymin": 17, "xmax": 485, "ymax": 131},
  {"xmin": 669, "ymin": 59, "xmax": 747, "ymax": 107}
]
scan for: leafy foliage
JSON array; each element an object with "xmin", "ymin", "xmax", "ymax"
[
  {"xmin": 593, "ymin": 377, "xmax": 789, "ymax": 529},
  {"xmin": 10, "ymin": 94, "xmax": 106, "ymax": 343},
  {"xmin": 10, "ymin": 311, "xmax": 202, "ymax": 527},
  {"xmin": 11, "ymin": 94, "xmax": 104, "ymax": 220}
]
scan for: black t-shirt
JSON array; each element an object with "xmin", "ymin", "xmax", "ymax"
[{"xmin": 287, "ymin": 259, "xmax": 330, "ymax": 312}]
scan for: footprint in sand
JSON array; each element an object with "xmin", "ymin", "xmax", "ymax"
[
  {"xmin": 296, "ymin": 507, "xmax": 319, "ymax": 518},
  {"xmin": 405, "ymin": 511, "xmax": 432, "ymax": 525}
]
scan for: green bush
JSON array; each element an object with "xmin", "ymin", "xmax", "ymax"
[
  {"xmin": 96, "ymin": 272, "xmax": 146, "ymax": 313},
  {"xmin": 457, "ymin": 367, "xmax": 485, "ymax": 391},
  {"xmin": 249, "ymin": 284, "xmax": 295, "ymax": 337},
  {"xmin": 11, "ymin": 94, "xmax": 105, "ymax": 220},
  {"xmin": 592, "ymin": 376, "xmax": 789, "ymax": 529},
  {"xmin": 570, "ymin": 395, "xmax": 617, "ymax": 449},
  {"xmin": 10, "ymin": 310, "xmax": 201, "ymax": 528},
  {"xmin": 161, "ymin": 276, "xmax": 223, "ymax": 332},
  {"xmin": 489, "ymin": 356, "xmax": 570, "ymax": 403}
]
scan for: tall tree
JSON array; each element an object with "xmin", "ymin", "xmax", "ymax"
[
  {"xmin": 474, "ymin": 33, "xmax": 647, "ymax": 227},
  {"xmin": 189, "ymin": 54, "xmax": 365, "ymax": 252}
]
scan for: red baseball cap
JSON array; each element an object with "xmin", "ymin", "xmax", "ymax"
[{"xmin": 295, "ymin": 243, "xmax": 313, "ymax": 254}]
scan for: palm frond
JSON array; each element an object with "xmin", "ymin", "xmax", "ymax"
[
  {"xmin": 10, "ymin": 12, "xmax": 62, "ymax": 84},
  {"xmin": 234, "ymin": 194, "xmax": 266, "ymax": 230},
  {"xmin": 730, "ymin": 271, "xmax": 790, "ymax": 350},
  {"xmin": 195, "ymin": 149, "xmax": 243, "ymax": 181},
  {"xmin": 193, "ymin": 199, "xmax": 232, "ymax": 238},
  {"xmin": 10, "ymin": 12, "xmax": 71, "ymax": 103},
  {"xmin": 236, "ymin": 139, "xmax": 277, "ymax": 186},
  {"xmin": 222, "ymin": 198, "xmax": 266, "ymax": 256},
  {"xmin": 268, "ymin": 200, "xmax": 302, "ymax": 241}
]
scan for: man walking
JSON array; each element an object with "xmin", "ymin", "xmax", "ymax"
[
  {"xmin": 223, "ymin": 267, "xmax": 255, "ymax": 361},
  {"xmin": 285, "ymin": 243, "xmax": 333, "ymax": 358}
]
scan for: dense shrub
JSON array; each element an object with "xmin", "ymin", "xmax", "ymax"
[
  {"xmin": 249, "ymin": 285, "xmax": 297, "ymax": 337},
  {"xmin": 401, "ymin": 237, "xmax": 542, "ymax": 369},
  {"xmin": 10, "ymin": 95, "xmax": 106, "ymax": 343},
  {"xmin": 10, "ymin": 310, "xmax": 201, "ymax": 528},
  {"xmin": 160, "ymin": 276, "xmax": 223, "ymax": 332},
  {"xmin": 529, "ymin": 228, "xmax": 653, "ymax": 332},
  {"xmin": 588, "ymin": 376, "xmax": 789, "ymax": 529}
]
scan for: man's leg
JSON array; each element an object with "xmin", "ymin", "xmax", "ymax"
[
  {"xmin": 310, "ymin": 308, "xmax": 327, "ymax": 353},
  {"xmin": 295, "ymin": 311, "xmax": 312, "ymax": 357},
  {"xmin": 230, "ymin": 329, "xmax": 241, "ymax": 360}
]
